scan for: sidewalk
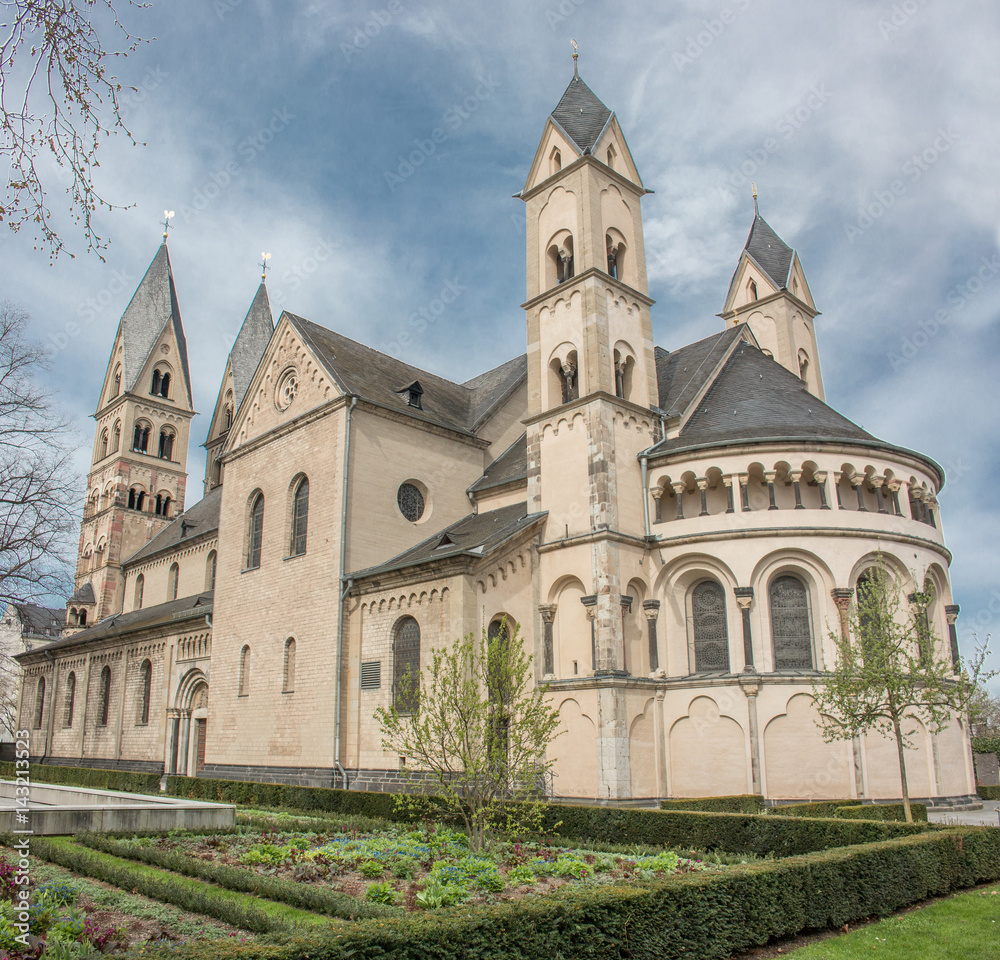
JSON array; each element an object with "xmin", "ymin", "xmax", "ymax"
[{"xmin": 927, "ymin": 800, "xmax": 999, "ymax": 827}]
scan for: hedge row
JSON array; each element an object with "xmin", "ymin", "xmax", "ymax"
[
  {"xmin": 25, "ymin": 837, "xmax": 320, "ymax": 935},
  {"xmin": 835, "ymin": 803, "xmax": 928, "ymax": 822},
  {"xmin": 659, "ymin": 795, "xmax": 764, "ymax": 814},
  {"xmin": 0, "ymin": 761, "xmax": 161, "ymax": 795},
  {"xmin": 769, "ymin": 799, "xmax": 863, "ymax": 818},
  {"xmin": 971, "ymin": 735, "xmax": 1000, "ymax": 764},
  {"xmin": 122, "ymin": 827, "xmax": 1000, "ymax": 960},
  {"xmin": 75, "ymin": 832, "xmax": 397, "ymax": 920},
  {"xmin": 978, "ymin": 785, "xmax": 1000, "ymax": 800}
]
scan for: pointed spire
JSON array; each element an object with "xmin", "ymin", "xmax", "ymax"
[
  {"xmin": 743, "ymin": 200, "xmax": 794, "ymax": 290},
  {"xmin": 229, "ymin": 282, "xmax": 275, "ymax": 409},
  {"xmin": 550, "ymin": 65, "xmax": 613, "ymax": 154}
]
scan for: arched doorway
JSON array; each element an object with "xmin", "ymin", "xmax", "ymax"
[{"xmin": 170, "ymin": 670, "xmax": 209, "ymax": 776}]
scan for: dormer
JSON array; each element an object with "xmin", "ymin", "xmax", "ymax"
[{"xmin": 397, "ymin": 380, "xmax": 424, "ymax": 409}]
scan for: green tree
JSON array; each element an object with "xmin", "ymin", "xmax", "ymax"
[
  {"xmin": 375, "ymin": 618, "xmax": 562, "ymax": 851},
  {"xmin": 812, "ymin": 559, "xmax": 992, "ymax": 822}
]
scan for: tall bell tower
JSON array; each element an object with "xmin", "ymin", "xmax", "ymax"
[
  {"xmin": 518, "ymin": 58, "xmax": 659, "ymax": 798},
  {"xmin": 68, "ymin": 243, "xmax": 194, "ymax": 630}
]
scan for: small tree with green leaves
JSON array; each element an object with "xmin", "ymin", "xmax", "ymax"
[
  {"xmin": 813, "ymin": 559, "xmax": 992, "ymax": 822},
  {"xmin": 375, "ymin": 618, "xmax": 562, "ymax": 851}
]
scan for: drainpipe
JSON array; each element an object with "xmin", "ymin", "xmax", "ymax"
[
  {"xmin": 640, "ymin": 455, "xmax": 651, "ymax": 539},
  {"xmin": 467, "ymin": 487, "xmax": 478, "ymax": 516},
  {"xmin": 43, "ymin": 651, "xmax": 56, "ymax": 761},
  {"xmin": 333, "ymin": 396, "xmax": 358, "ymax": 789}
]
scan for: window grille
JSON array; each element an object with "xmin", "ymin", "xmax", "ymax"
[
  {"xmin": 290, "ymin": 479, "xmax": 309, "ymax": 556},
  {"xmin": 397, "ymin": 483, "xmax": 424, "ymax": 522},
  {"xmin": 692, "ymin": 580, "xmax": 730, "ymax": 672},
  {"xmin": 393, "ymin": 617, "xmax": 421, "ymax": 713},
  {"xmin": 770, "ymin": 576, "xmax": 814, "ymax": 669}
]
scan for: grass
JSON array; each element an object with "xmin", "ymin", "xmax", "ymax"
[{"xmin": 786, "ymin": 883, "xmax": 1000, "ymax": 959}]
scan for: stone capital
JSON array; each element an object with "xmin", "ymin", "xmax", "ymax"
[
  {"xmin": 737, "ymin": 473, "xmax": 749, "ymax": 485},
  {"xmin": 620, "ymin": 595, "xmax": 634, "ymax": 613},
  {"xmin": 642, "ymin": 599, "xmax": 661, "ymax": 620},
  {"xmin": 945, "ymin": 603, "xmax": 960, "ymax": 625},
  {"xmin": 813, "ymin": 471, "xmax": 827, "ymax": 484},
  {"xmin": 848, "ymin": 473, "xmax": 864, "ymax": 489},
  {"xmin": 696, "ymin": 477, "xmax": 709, "ymax": 492},
  {"xmin": 650, "ymin": 485, "xmax": 664, "ymax": 501},
  {"xmin": 869, "ymin": 475, "xmax": 884, "ymax": 490},
  {"xmin": 790, "ymin": 470, "xmax": 803, "ymax": 484},
  {"xmin": 734, "ymin": 586, "xmax": 754, "ymax": 610},
  {"xmin": 831, "ymin": 587, "xmax": 854, "ymax": 609},
  {"xmin": 764, "ymin": 471, "xmax": 777, "ymax": 483},
  {"xmin": 887, "ymin": 479, "xmax": 902, "ymax": 493},
  {"xmin": 580, "ymin": 595, "xmax": 597, "ymax": 619},
  {"xmin": 671, "ymin": 481, "xmax": 686, "ymax": 497},
  {"xmin": 722, "ymin": 475, "xmax": 734, "ymax": 488},
  {"xmin": 738, "ymin": 673, "xmax": 761, "ymax": 698},
  {"xmin": 538, "ymin": 603, "xmax": 557, "ymax": 623}
]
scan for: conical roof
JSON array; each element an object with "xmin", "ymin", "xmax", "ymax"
[
  {"xmin": 550, "ymin": 74, "xmax": 613, "ymax": 153},
  {"xmin": 229, "ymin": 283, "xmax": 274, "ymax": 408}
]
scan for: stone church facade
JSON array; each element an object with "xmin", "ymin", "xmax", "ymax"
[{"xmin": 17, "ymin": 68, "xmax": 976, "ymax": 804}]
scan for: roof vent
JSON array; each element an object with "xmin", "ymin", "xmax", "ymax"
[
  {"xmin": 397, "ymin": 380, "xmax": 423, "ymax": 409},
  {"xmin": 435, "ymin": 533, "xmax": 456, "ymax": 549}
]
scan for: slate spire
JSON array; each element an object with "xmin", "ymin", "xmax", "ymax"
[
  {"xmin": 228, "ymin": 282, "xmax": 274, "ymax": 409},
  {"xmin": 742, "ymin": 208, "xmax": 795, "ymax": 290},
  {"xmin": 550, "ymin": 72, "xmax": 613, "ymax": 154}
]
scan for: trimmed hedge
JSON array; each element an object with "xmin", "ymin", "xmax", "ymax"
[
  {"xmin": 109, "ymin": 828, "xmax": 1000, "ymax": 960},
  {"xmin": 659, "ymin": 794, "xmax": 764, "ymax": 814},
  {"xmin": 769, "ymin": 799, "xmax": 863, "ymax": 818},
  {"xmin": 0, "ymin": 761, "xmax": 161, "ymax": 795},
  {"xmin": 978, "ymin": 785, "xmax": 1000, "ymax": 800},
  {"xmin": 835, "ymin": 803, "xmax": 928, "ymax": 822},
  {"xmin": 971, "ymin": 735, "xmax": 1000, "ymax": 763}
]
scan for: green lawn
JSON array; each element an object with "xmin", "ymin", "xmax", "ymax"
[{"xmin": 788, "ymin": 884, "xmax": 1000, "ymax": 959}]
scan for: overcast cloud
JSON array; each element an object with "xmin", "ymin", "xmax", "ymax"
[{"xmin": 3, "ymin": 0, "xmax": 998, "ymax": 686}]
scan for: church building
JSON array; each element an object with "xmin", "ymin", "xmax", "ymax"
[{"xmin": 17, "ymin": 65, "xmax": 977, "ymax": 804}]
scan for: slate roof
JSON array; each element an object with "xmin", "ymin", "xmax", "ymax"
[
  {"xmin": 551, "ymin": 74, "xmax": 613, "ymax": 153},
  {"xmin": 287, "ymin": 314, "xmax": 526, "ymax": 436},
  {"xmin": 352, "ymin": 502, "xmax": 546, "ymax": 580},
  {"xmin": 745, "ymin": 213, "xmax": 795, "ymax": 288},
  {"xmin": 125, "ymin": 487, "xmax": 223, "ymax": 566},
  {"xmin": 118, "ymin": 244, "xmax": 193, "ymax": 405},
  {"xmin": 12, "ymin": 604, "xmax": 63, "ymax": 640},
  {"xmin": 469, "ymin": 433, "xmax": 527, "ymax": 493},
  {"xmin": 649, "ymin": 341, "xmax": 877, "ymax": 455},
  {"xmin": 16, "ymin": 593, "xmax": 213, "ymax": 659},
  {"xmin": 68, "ymin": 583, "xmax": 96, "ymax": 605},
  {"xmin": 229, "ymin": 284, "xmax": 275, "ymax": 409},
  {"xmin": 654, "ymin": 327, "xmax": 744, "ymax": 416}
]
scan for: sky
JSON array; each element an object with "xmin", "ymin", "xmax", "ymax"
[{"xmin": 2, "ymin": 0, "xmax": 999, "ymax": 685}]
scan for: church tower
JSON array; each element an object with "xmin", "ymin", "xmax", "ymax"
[
  {"xmin": 202, "ymin": 281, "xmax": 274, "ymax": 494},
  {"xmin": 68, "ymin": 244, "xmax": 195, "ymax": 629},
  {"xmin": 718, "ymin": 195, "xmax": 825, "ymax": 400},
  {"xmin": 519, "ymin": 59, "xmax": 659, "ymax": 798}
]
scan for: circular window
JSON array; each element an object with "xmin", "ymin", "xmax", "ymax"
[
  {"xmin": 397, "ymin": 482, "xmax": 425, "ymax": 522},
  {"xmin": 275, "ymin": 369, "xmax": 299, "ymax": 411}
]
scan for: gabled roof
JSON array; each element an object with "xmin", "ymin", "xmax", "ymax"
[
  {"xmin": 117, "ymin": 244, "xmax": 192, "ymax": 405},
  {"xmin": 469, "ymin": 433, "xmax": 527, "ymax": 493},
  {"xmin": 649, "ymin": 340, "xmax": 876, "ymax": 456},
  {"xmin": 351, "ymin": 502, "xmax": 546, "ymax": 580},
  {"xmin": 124, "ymin": 487, "xmax": 223, "ymax": 566},
  {"xmin": 229, "ymin": 284, "xmax": 274, "ymax": 409},
  {"xmin": 11, "ymin": 604, "xmax": 63, "ymax": 639},
  {"xmin": 16, "ymin": 593, "xmax": 213, "ymax": 659},
  {"xmin": 550, "ymin": 74, "xmax": 613, "ymax": 154},
  {"xmin": 69, "ymin": 583, "xmax": 96, "ymax": 605},
  {"xmin": 654, "ymin": 327, "xmax": 745, "ymax": 417},
  {"xmin": 286, "ymin": 314, "xmax": 526, "ymax": 436}
]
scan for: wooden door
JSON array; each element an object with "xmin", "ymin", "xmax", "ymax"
[{"xmin": 195, "ymin": 719, "xmax": 207, "ymax": 772}]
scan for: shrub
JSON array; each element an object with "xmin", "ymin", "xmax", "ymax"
[
  {"xmin": 365, "ymin": 882, "xmax": 397, "ymax": 906},
  {"xmin": 971, "ymin": 735, "xmax": 1000, "ymax": 767},
  {"xmin": 0, "ymin": 761, "xmax": 161, "ymax": 795},
  {"xmin": 769, "ymin": 799, "xmax": 864, "ymax": 818},
  {"xmin": 359, "ymin": 860, "xmax": 385, "ymax": 879},
  {"xmin": 835, "ymin": 803, "xmax": 927, "ymax": 822},
  {"xmin": 659, "ymin": 795, "xmax": 765, "ymax": 814},
  {"xmin": 978, "ymin": 785, "xmax": 1000, "ymax": 800}
]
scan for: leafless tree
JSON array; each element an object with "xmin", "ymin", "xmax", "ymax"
[
  {"xmin": 0, "ymin": 301, "xmax": 77, "ymax": 608},
  {"xmin": 1, "ymin": 1, "xmax": 148, "ymax": 259}
]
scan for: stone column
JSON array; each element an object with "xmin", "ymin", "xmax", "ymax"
[
  {"xmin": 738, "ymin": 474, "xmax": 750, "ymax": 512},
  {"xmin": 739, "ymin": 674, "xmax": 762, "ymax": 795},
  {"xmin": 871, "ymin": 476, "xmax": 888, "ymax": 514},
  {"xmin": 651, "ymin": 486, "xmax": 663, "ymax": 524},
  {"xmin": 850, "ymin": 475, "xmax": 867, "ymax": 511},
  {"xmin": 539, "ymin": 604, "xmax": 557, "ymax": 679},
  {"xmin": 643, "ymin": 600, "xmax": 661, "ymax": 672},
  {"xmin": 831, "ymin": 588, "xmax": 854, "ymax": 642},
  {"xmin": 581, "ymin": 596, "xmax": 598, "ymax": 673},
  {"xmin": 734, "ymin": 587, "xmax": 755, "ymax": 671},
  {"xmin": 887, "ymin": 480, "xmax": 903, "ymax": 516},
  {"xmin": 814, "ymin": 471, "xmax": 830, "ymax": 510},
  {"xmin": 620, "ymin": 595, "xmax": 634, "ymax": 674},
  {"xmin": 926, "ymin": 496, "xmax": 938, "ymax": 528},
  {"xmin": 723, "ymin": 476, "xmax": 735, "ymax": 514},
  {"xmin": 765, "ymin": 471, "xmax": 778, "ymax": 510},
  {"xmin": 834, "ymin": 472, "xmax": 844, "ymax": 508},
  {"xmin": 791, "ymin": 471, "xmax": 804, "ymax": 509},
  {"xmin": 672, "ymin": 482, "xmax": 686, "ymax": 520},
  {"xmin": 654, "ymin": 687, "xmax": 668, "ymax": 798},
  {"xmin": 945, "ymin": 604, "xmax": 961, "ymax": 670},
  {"xmin": 696, "ymin": 478, "xmax": 709, "ymax": 516},
  {"xmin": 166, "ymin": 708, "xmax": 181, "ymax": 775},
  {"xmin": 178, "ymin": 710, "xmax": 192, "ymax": 777},
  {"xmin": 908, "ymin": 485, "xmax": 924, "ymax": 522}
]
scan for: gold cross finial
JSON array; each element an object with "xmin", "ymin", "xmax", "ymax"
[
  {"xmin": 162, "ymin": 210, "xmax": 175, "ymax": 241},
  {"xmin": 260, "ymin": 252, "xmax": 272, "ymax": 282},
  {"xmin": 571, "ymin": 39, "xmax": 579, "ymax": 75}
]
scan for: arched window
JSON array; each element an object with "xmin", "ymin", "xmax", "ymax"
[
  {"xmin": 151, "ymin": 370, "xmax": 161, "ymax": 395},
  {"xmin": 246, "ymin": 493, "xmax": 264, "ymax": 569},
  {"xmin": 158, "ymin": 428, "xmax": 175, "ymax": 460},
  {"xmin": 549, "ymin": 146, "xmax": 562, "ymax": 175},
  {"xmin": 770, "ymin": 575, "xmax": 814, "ymax": 669},
  {"xmin": 691, "ymin": 581, "xmax": 730, "ymax": 672},
  {"xmin": 138, "ymin": 659, "xmax": 152, "ymax": 724},
  {"xmin": 283, "ymin": 638, "xmax": 296, "ymax": 693},
  {"xmin": 168, "ymin": 563, "xmax": 179, "ymax": 601},
  {"xmin": 99, "ymin": 429, "xmax": 109, "ymax": 460},
  {"xmin": 63, "ymin": 672, "xmax": 76, "ymax": 728},
  {"xmin": 136, "ymin": 490, "xmax": 146, "ymax": 511},
  {"xmin": 238, "ymin": 645, "xmax": 251, "ymax": 696},
  {"xmin": 112, "ymin": 421, "xmax": 121, "ymax": 451},
  {"xmin": 132, "ymin": 421, "xmax": 150, "ymax": 453},
  {"xmin": 547, "ymin": 235, "xmax": 575, "ymax": 286},
  {"xmin": 99, "ymin": 665, "xmax": 112, "ymax": 725},
  {"xmin": 78, "ymin": 609, "xmax": 87, "ymax": 626},
  {"xmin": 224, "ymin": 391, "xmax": 234, "ymax": 430},
  {"xmin": 33, "ymin": 677, "xmax": 45, "ymax": 729},
  {"xmin": 748, "ymin": 279, "xmax": 758, "ymax": 301},
  {"xmin": 127, "ymin": 485, "xmax": 135, "ymax": 507},
  {"xmin": 159, "ymin": 372, "xmax": 171, "ymax": 397},
  {"xmin": 606, "ymin": 144, "xmax": 616, "ymax": 170},
  {"xmin": 486, "ymin": 616, "xmax": 512, "ymax": 771},
  {"xmin": 134, "ymin": 574, "xmax": 144, "ymax": 610},
  {"xmin": 205, "ymin": 550, "xmax": 217, "ymax": 591},
  {"xmin": 112, "ymin": 365, "xmax": 122, "ymax": 398},
  {"xmin": 798, "ymin": 350, "xmax": 810, "ymax": 384},
  {"xmin": 393, "ymin": 617, "xmax": 421, "ymax": 714},
  {"xmin": 289, "ymin": 477, "xmax": 309, "ymax": 556}
]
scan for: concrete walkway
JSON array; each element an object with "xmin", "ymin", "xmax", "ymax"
[{"xmin": 928, "ymin": 800, "xmax": 999, "ymax": 827}]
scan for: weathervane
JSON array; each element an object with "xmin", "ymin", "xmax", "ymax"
[
  {"xmin": 571, "ymin": 39, "xmax": 579, "ymax": 76},
  {"xmin": 162, "ymin": 209, "xmax": 175, "ymax": 241},
  {"xmin": 751, "ymin": 182, "xmax": 759, "ymax": 216},
  {"xmin": 260, "ymin": 251, "xmax": 272, "ymax": 282}
]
